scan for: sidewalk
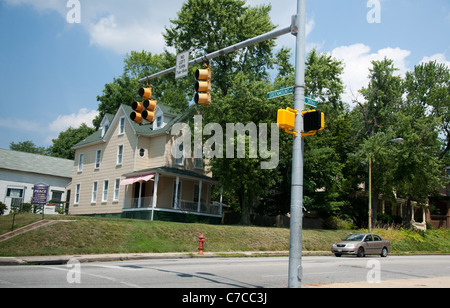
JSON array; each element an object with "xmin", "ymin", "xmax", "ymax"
[{"xmin": 304, "ymin": 276, "xmax": 450, "ymax": 288}]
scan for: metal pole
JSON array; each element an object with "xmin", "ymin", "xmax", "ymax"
[
  {"xmin": 368, "ymin": 154, "xmax": 372, "ymax": 233},
  {"xmin": 288, "ymin": 0, "xmax": 305, "ymax": 288},
  {"xmin": 139, "ymin": 25, "xmax": 292, "ymax": 83}
]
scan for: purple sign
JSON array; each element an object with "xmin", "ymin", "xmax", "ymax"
[{"xmin": 33, "ymin": 185, "xmax": 49, "ymax": 205}]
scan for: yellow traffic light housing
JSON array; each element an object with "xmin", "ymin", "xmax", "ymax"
[
  {"xmin": 277, "ymin": 107, "xmax": 298, "ymax": 136},
  {"xmin": 142, "ymin": 100, "xmax": 157, "ymax": 123},
  {"xmin": 195, "ymin": 64, "xmax": 211, "ymax": 106},
  {"xmin": 139, "ymin": 87, "xmax": 152, "ymax": 100},
  {"xmin": 130, "ymin": 87, "xmax": 158, "ymax": 124},
  {"xmin": 302, "ymin": 110, "xmax": 325, "ymax": 137},
  {"xmin": 277, "ymin": 108, "xmax": 325, "ymax": 137}
]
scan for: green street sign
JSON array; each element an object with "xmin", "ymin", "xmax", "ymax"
[
  {"xmin": 305, "ymin": 95, "xmax": 318, "ymax": 107},
  {"xmin": 267, "ymin": 86, "xmax": 294, "ymax": 100}
]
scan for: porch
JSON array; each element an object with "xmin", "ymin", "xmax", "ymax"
[{"xmin": 120, "ymin": 167, "xmax": 223, "ymax": 222}]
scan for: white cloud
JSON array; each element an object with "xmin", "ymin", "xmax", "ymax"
[
  {"xmin": 48, "ymin": 108, "xmax": 98, "ymax": 133},
  {"xmin": 420, "ymin": 53, "xmax": 450, "ymax": 68},
  {"xmin": 330, "ymin": 44, "xmax": 411, "ymax": 105},
  {"xmin": 3, "ymin": 0, "xmax": 184, "ymax": 55},
  {"xmin": 87, "ymin": 14, "xmax": 167, "ymax": 54},
  {"xmin": 2, "ymin": 0, "xmax": 303, "ymax": 55},
  {"xmin": 45, "ymin": 108, "xmax": 98, "ymax": 144}
]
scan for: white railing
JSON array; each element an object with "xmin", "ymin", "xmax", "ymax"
[{"xmin": 124, "ymin": 197, "xmax": 221, "ymax": 215}]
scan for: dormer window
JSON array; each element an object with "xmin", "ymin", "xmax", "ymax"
[
  {"xmin": 100, "ymin": 116, "xmax": 111, "ymax": 138},
  {"xmin": 156, "ymin": 116, "xmax": 163, "ymax": 129}
]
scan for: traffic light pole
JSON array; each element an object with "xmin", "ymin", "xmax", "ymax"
[{"xmin": 289, "ymin": 0, "xmax": 306, "ymax": 288}]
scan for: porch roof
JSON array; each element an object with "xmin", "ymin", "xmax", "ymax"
[{"xmin": 123, "ymin": 166, "xmax": 218, "ymax": 184}]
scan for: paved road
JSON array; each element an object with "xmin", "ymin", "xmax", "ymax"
[{"xmin": 0, "ymin": 255, "xmax": 449, "ymax": 288}]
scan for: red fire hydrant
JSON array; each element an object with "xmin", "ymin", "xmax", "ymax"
[{"xmin": 198, "ymin": 234, "xmax": 206, "ymax": 255}]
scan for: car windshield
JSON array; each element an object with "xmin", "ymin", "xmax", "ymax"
[{"xmin": 342, "ymin": 234, "xmax": 365, "ymax": 241}]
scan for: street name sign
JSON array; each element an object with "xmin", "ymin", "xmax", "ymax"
[
  {"xmin": 305, "ymin": 95, "xmax": 318, "ymax": 108},
  {"xmin": 267, "ymin": 86, "xmax": 294, "ymax": 100}
]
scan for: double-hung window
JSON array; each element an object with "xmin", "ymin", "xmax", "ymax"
[
  {"xmin": 75, "ymin": 184, "xmax": 81, "ymax": 205},
  {"xmin": 91, "ymin": 181, "xmax": 98, "ymax": 203},
  {"xmin": 102, "ymin": 180, "xmax": 109, "ymax": 203},
  {"xmin": 117, "ymin": 145, "xmax": 124, "ymax": 166},
  {"xmin": 95, "ymin": 150, "xmax": 102, "ymax": 169},
  {"xmin": 78, "ymin": 154, "xmax": 84, "ymax": 172}
]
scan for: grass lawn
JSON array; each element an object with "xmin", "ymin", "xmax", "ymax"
[{"xmin": 0, "ymin": 213, "xmax": 448, "ymax": 257}]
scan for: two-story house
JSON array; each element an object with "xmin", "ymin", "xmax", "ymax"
[{"xmin": 67, "ymin": 104, "xmax": 222, "ymax": 223}]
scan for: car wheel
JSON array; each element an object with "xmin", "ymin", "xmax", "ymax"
[
  {"xmin": 380, "ymin": 247, "xmax": 388, "ymax": 257},
  {"xmin": 335, "ymin": 253, "xmax": 342, "ymax": 257},
  {"xmin": 357, "ymin": 247, "xmax": 365, "ymax": 257}
]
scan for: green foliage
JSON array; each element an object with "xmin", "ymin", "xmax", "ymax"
[
  {"xmin": 47, "ymin": 123, "xmax": 96, "ymax": 160},
  {"xmin": 10, "ymin": 140, "xmax": 47, "ymax": 155},
  {"xmin": 0, "ymin": 202, "xmax": 6, "ymax": 216},
  {"xmin": 86, "ymin": 0, "xmax": 449, "ymax": 227}
]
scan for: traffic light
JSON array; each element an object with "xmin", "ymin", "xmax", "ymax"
[
  {"xmin": 130, "ymin": 87, "xmax": 157, "ymax": 124},
  {"xmin": 195, "ymin": 64, "xmax": 211, "ymax": 106},
  {"xmin": 277, "ymin": 108, "xmax": 325, "ymax": 137},
  {"xmin": 302, "ymin": 110, "xmax": 325, "ymax": 137},
  {"xmin": 142, "ymin": 99, "xmax": 157, "ymax": 123},
  {"xmin": 277, "ymin": 107, "xmax": 298, "ymax": 136}
]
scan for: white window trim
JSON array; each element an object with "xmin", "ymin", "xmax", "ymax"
[
  {"xmin": 91, "ymin": 181, "xmax": 98, "ymax": 204},
  {"xmin": 117, "ymin": 145, "xmax": 124, "ymax": 166},
  {"xmin": 78, "ymin": 153, "xmax": 84, "ymax": 172},
  {"xmin": 119, "ymin": 116, "xmax": 126, "ymax": 135},
  {"xmin": 75, "ymin": 184, "xmax": 81, "ymax": 205},
  {"xmin": 95, "ymin": 150, "xmax": 102, "ymax": 170},
  {"xmin": 113, "ymin": 179, "xmax": 120, "ymax": 202},
  {"xmin": 102, "ymin": 180, "xmax": 109, "ymax": 203}
]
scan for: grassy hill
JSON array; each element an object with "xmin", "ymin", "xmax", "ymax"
[{"xmin": 0, "ymin": 214, "xmax": 449, "ymax": 257}]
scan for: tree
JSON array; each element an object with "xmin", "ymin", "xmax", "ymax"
[
  {"xmin": 164, "ymin": 0, "xmax": 276, "ymax": 97},
  {"xmin": 352, "ymin": 58, "xmax": 404, "ymax": 226},
  {"xmin": 162, "ymin": 0, "xmax": 277, "ymax": 224},
  {"xmin": 404, "ymin": 61, "xmax": 450, "ymax": 160},
  {"xmin": 47, "ymin": 124, "xmax": 96, "ymax": 160},
  {"xmin": 357, "ymin": 58, "xmax": 403, "ymax": 138},
  {"xmin": 10, "ymin": 140, "xmax": 47, "ymax": 155}
]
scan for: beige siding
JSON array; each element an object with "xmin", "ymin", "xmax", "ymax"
[{"xmin": 69, "ymin": 110, "xmax": 137, "ymax": 215}]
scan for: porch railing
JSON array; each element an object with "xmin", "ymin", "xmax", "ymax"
[
  {"xmin": 123, "ymin": 197, "xmax": 153, "ymax": 209},
  {"xmin": 123, "ymin": 197, "xmax": 221, "ymax": 215}
]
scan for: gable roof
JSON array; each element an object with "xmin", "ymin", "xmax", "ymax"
[
  {"xmin": 73, "ymin": 103, "xmax": 194, "ymax": 150},
  {"xmin": 0, "ymin": 148, "xmax": 74, "ymax": 178}
]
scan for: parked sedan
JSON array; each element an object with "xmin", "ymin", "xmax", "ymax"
[{"xmin": 331, "ymin": 233, "xmax": 391, "ymax": 257}]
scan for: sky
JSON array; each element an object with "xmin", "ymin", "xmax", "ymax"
[{"xmin": 0, "ymin": 0, "xmax": 449, "ymax": 150}]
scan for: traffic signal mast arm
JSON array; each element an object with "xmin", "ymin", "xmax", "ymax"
[{"xmin": 138, "ymin": 23, "xmax": 294, "ymax": 83}]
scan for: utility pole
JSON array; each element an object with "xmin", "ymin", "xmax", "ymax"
[{"xmin": 289, "ymin": 0, "xmax": 306, "ymax": 288}]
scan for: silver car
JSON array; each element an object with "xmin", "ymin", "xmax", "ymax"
[{"xmin": 331, "ymin": 233, "xmax": 391, "ymax": 257}]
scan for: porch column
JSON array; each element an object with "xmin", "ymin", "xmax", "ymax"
[
  {"xmin": 197, "ymin": 181, "xmax": 202, "ymax": 213},
  {"xmin": 151, "ymin": 173, "xmax": 159, "ymax": 221},
  {"xmin": 219, "ymin": 186, "xmax": 224, "ymax": 216},
  {"xmin": 138, "ymin": 181, "xmax": 143, "ymax": 208},
  {"xmin": 174, "ymin": 176, "xmax": 180, "ymax": 209}
]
